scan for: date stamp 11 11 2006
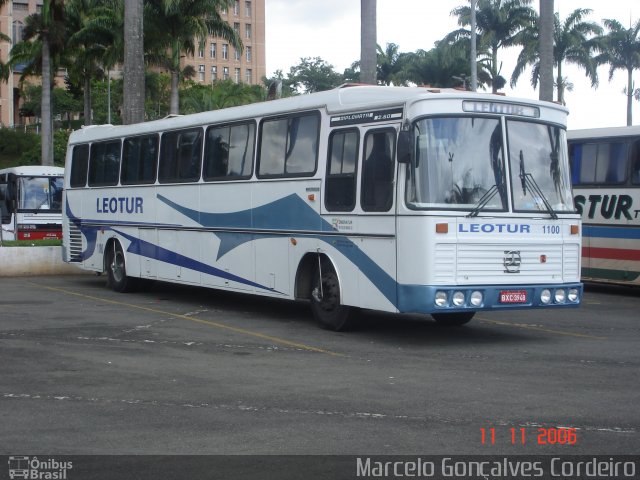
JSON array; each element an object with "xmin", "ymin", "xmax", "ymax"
[{"xmin": 480, "ymin": 426, "xmax": 578, "ymax": 446}]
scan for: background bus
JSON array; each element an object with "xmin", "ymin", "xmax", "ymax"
[
  {"xmin": 0, "ymin": 165, "xmax": 64, "ymax": 243},
  {"xmin": 62, "ymin": 85, "xmax": 582, "ymax": 330},
  {"xmin": 568, "ymin": 126, "xmax": 640, "ymax": 286}
]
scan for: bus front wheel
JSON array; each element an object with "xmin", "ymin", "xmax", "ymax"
[
  {"xmin": 106, "ymin": 242, "xmax": 135, "ymax": 293},
  {"xmin": 310, "ymin": 265, "xmax": 351, "ymax": 331},
  {"xmin": 431, "ymin": 312, "xmax": 475, "ymax": 326}
]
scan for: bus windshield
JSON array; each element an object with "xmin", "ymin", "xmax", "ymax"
[
  {"xmin": 508, "ymin": 120, "xmax": 574, "ymax": 214},
  {"xmin": 406, "ymin": 116, "xmax": 508, "ymax": 211},
  {"xmin": 18, "ymin": 176, "xmax": 63, "ymax": 211},
  {"xmin": 405, "ymin": 116, "xmax": 574, "ymax": 214}
]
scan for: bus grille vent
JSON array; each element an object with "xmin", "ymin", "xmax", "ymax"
[{"xmin": 68, "ymin": 225, "xmax": 83, "ymax": 263}]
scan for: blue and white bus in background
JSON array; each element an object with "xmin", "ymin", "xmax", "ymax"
[
  {"xmin": 61, "ymin": 85, "xmax": 582, "ymax": 330},
  {"xmin": 568, "ymin": 126, "xmax": 640, "ymax": 285}
]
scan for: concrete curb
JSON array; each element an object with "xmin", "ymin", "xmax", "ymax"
[{"xmin": 0, "ymin": 246, "xmax": 83, "ymax": 276}]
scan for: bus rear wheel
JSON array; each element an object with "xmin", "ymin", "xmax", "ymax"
[
  {"xmin": 431, "ymin": 312, "xmax": 475, "ymax": 326},
  {"xmin": 310, "ymin": 265, "xmax": 351, "ymax": 331},
  {"xmin": 106, "ymin": 242, "xmax": 135, "ymax": 293}
]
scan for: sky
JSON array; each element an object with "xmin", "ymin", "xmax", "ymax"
[{"xmin": 264, "ymin": 0, "xmax": 639, "ymax": 130}]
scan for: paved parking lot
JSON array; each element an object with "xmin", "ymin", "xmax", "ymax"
[{"xmin": 1, "ymin": 275, "xmax": 638, "ymax": 457}]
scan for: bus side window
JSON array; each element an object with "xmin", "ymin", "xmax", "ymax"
[
  {"xmin": 603, "ymin": 142, "xmax": 628, "ymax": 183},
  {"xmin": 204, "ymin": 122, "xmax": 256, "ymax": 180},
  {"xmin": 258, "ymin": 112, "xmax": 319, "ymax": 178},
  {"xmin": 632, "ymin": 140, "xmax": 640, "ymax": 185},
  {"xmin": 88, "ymin": 140, "xmax": 121, "ymax": 187},
  {"xmin": 159, "ymin": 128, "xmax": 203, "ymax": 183},
  {"xmin": 121, "ymin": 134, "xmax": 159, "ymax": 185},
  {"xmin": 325, "ymin": 129, "xmax": 359, "ymax": 212},
  {"xmin": 70, "ymin": 144, "xmax": 89, "ymax": 188},
  {"xmin": 578, "ymin": 143, "xmax": 597, "ymax": 184},
  {"xmin": 361, "ymin": 129, "xmax": 395, "ymax": 212}
]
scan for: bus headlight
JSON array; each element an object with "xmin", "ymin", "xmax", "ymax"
[
  {"xmin": 554, "ymin": 289, "xmax": 566, "ymax": 303},
  {"xmin": 435, "ymin": 291, "xmax": 448, "ymax": 307},
  {"xmin": 452, "ymin": 291, "xmax": 465, "ymax": 306},
  {"xmin": 540, "ymin": 289, "xmax": 551, "ymax": 304},
  {"xmin": 568, "ymin": 288, "xmax": 579, "ymax": 303},
  {"xmin": 470, "ymin": 291, "xmax": 483, "ymax": 307}
]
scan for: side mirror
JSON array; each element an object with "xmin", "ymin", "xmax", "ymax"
[{"xmin": 397, "ymin": 130, "xmax": 412, "ymax": 164}]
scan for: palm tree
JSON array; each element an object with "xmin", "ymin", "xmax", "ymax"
[
  {"xmin": 376, "ymin": 43, "xmax": 408, "ymax": 86},
  {"xmin": 145, "ymin": 0, "xmax": 242, "ymax": 115},
  {"xmin": 360, "ymin": 0, "xmax": 377, "ymax": 85},
  {"xmin": 595, "ymin": 19, "xmax": 640, "ymax": 126},
  {"xmin": 538, "ymin": 0, "xmax": 554, "ymax": 101},
  {"xmin": 181, "ymin": 80, "xmax": 264, "ymax": 113},
  {"xmin": 123, "ymin": 0, "xmax": 145, "ymax": 124},
  {"xmin": 9, "ymin": 0, "xmax": 66, "ymax": 166},
  {"xmin": 511, "ymin": 8, "xmax": 601, "ymax": 105},
  {"xmin": 404, "ymin": 42, "xmax": 492, "ymax": 89},
  {"xmin": 65, "ymin": 0, "xmax": 116, "ymax": 125},
  {"xmin": 445, "ymin": 0, "xmax": 536, "ymax": 93}
]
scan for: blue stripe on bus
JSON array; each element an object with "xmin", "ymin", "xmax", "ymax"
[
  {"xmin": 157, "ymin": 193, "xmax": 332, "ymax": 232},
  {"xmin": 583, "ymin": 225, "xmax": 640, "ymax": 239},
  {"xmin": 114, "ymin": 229, "xmax": 279, "ymax": 293}
]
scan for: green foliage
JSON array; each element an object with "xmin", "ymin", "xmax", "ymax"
[
  {"xmin": 145, "ymin": 72, "xmax": 171, "ymax": 120},
  {"xmin": 91, "ymin": 76, "xmax": 123, "ymax": 124},
  {"xmin": 53, "ymin": 130, "xmax": 70, "ymax": 165},
  {"xmin": 0, "ymin": 129, "xmax": 39, "ymax": 157},
  {"xmin": 180, "ymin": 80, "xmax": 265, "ymax": 114},
  {"xmin": 0, "ymin": 128, "xmax": 66, "ymax": 167},
  {"xmin": 18, "ymin": 84, "xmax": 83, "ymax": 122},
  {"xmin": 287, "ymin": 57, "xmax": 343, "ymax": 93}
]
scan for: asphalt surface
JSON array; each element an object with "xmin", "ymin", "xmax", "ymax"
[{"xmin": 0, "ymin": 275, "xmax": 638, "ymax": 460}]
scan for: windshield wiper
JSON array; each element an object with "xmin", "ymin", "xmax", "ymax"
[
  {"xmin": 519, "ymin": 150, "xmax": 558, "ymax": 220},
  {"xmin": 467, "ymin": 184, "xmax": 499, "ymax": 218}
]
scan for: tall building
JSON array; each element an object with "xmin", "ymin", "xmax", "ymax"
[
  {"xmin": 0, "ymin": 0, "xmax": 266, "ymax": 128},
  {"xmin": 0, "ymin": 0, "xmax": 42, "ymax": 128},
  {"xmin": 181, "ymin": 0, "xmax": 266, "ymax": 87}
]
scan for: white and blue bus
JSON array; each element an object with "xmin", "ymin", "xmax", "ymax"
[
  {"xmin": 61, "ymin": 85, "xmax": 582, "ymax": 330},
  {"xmin": 568, "ymin": 126, "xmax": 640, "ymax": 285},
  {"xmin": 0, "ymin": 165, "xmax": 64, "ymax": 242}
]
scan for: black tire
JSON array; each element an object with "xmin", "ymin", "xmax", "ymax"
[
  {"xmin": 432, "ymin": 311, "xmax": 475, "ymax": 326},
  {"xmin": 310, "ymin": 265, "xmax": 352, "ymax": 331},
  {"xmin": 106, "ymin": 242, "xmax": 135, "ymax": 293}
]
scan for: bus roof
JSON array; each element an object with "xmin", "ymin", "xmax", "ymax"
[
  {"xmin": 0, "ymin": 165, "xmax": 64, "ymax": 176},
  {"xmin": 68, "ymin": 85, "xmax": 568, "ymax": 145},
  {"xmin": 568, "ymin": 125, "xmax": 640, "ymax": 141}
]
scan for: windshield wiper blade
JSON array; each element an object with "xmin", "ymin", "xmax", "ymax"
[
  {"xmin": 467, "ymin": 184, "xmax": 499, "ymax": 218},
  {"xmin": 519, "ymin": 150, "xmax": 558, "ymax": 220}
]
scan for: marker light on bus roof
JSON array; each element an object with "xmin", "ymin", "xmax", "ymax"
[
  {"xmin": 435, "ymin": 223, "xmax": 448, "ymax": 234},
  {"xmin": 570, "ymin": 225, "xmax": 580, "ymax": 235}
]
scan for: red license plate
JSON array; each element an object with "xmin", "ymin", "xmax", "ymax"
[{"xmin": 500, "ymin": 290, "xmax": 527, "ymax": 303}]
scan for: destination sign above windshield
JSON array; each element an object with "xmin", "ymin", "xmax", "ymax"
[{"xmin": 462, "ymin": 100, "xmax": 540, "ymax": 118}]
